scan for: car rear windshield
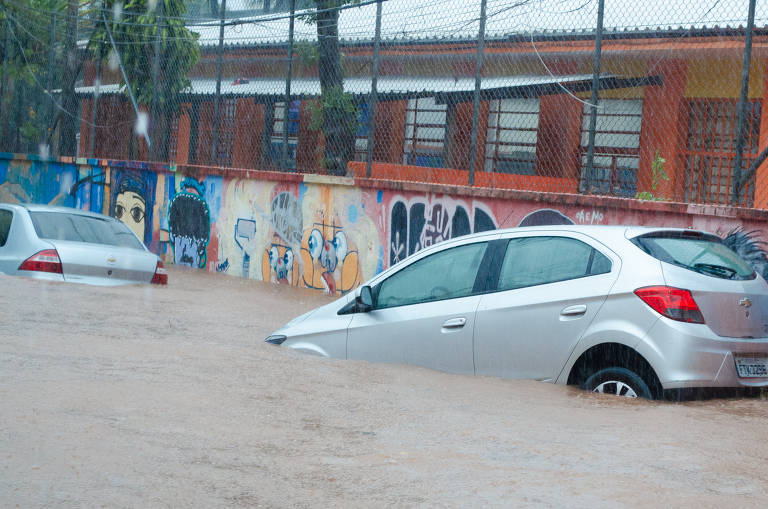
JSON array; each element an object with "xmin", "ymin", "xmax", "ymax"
[
  {"xmin": 631, "ymin": 231, "xmax": 755, "ymax": 280},
  {"xmin": 29, "ymin": 211, "xmax": 145, "ymax": 250}
]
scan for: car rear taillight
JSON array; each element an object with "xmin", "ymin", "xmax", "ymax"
[
  {"xmin": 151, "ymin": 260, "xmax": 168, "ymax": 285},
  {"xmin": 18, "ymin": 249, "xmax": 63, "ymax": 274},
  {"xmin": 634, "ymin": 286, "xmax": 705, "ymax": 324}
]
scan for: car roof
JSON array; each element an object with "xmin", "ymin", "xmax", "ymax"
[
  {"xmin": 4, "ymin": 202, "xmax": 115, "ymax": 221},
  {"xmin": 492, "ymin": 224, "xmax": 708, "ymax": 239}
]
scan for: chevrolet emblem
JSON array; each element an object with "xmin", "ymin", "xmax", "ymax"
[
  {"xmin": 739, "ymin": 298, "xmax": 752, "ymax": 308},
  {"xmin": 107, "ymin": 256, "xmax": 117, "ymax": 264}
]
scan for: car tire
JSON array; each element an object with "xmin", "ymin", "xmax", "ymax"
[{"xmin": 582, "ymin": 367, "xmax": 653, "ymax": 399}]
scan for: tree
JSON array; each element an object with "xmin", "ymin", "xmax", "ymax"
[
  {"xmin": 305, "ymin": 0, "xmax": 359, "ymax": 176},
  {"xmin": 0, "ymin": 0, "xmax": 66, "ymax": 154},
  {"xmin": 88, "ymin": 0, "xmax": 200, "ymax": 160},
  {"xmin": 58, "ymin": 0, "xmax": 79, "ymax": 156}
]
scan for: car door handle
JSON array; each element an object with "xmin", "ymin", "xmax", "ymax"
[
  {"xmin": 561, "ymin": 305, "xmax": 587, "ymax": 316},
  {"xmin": 442, "ymin": 317, "xmax": 466, "ymax": 329}
]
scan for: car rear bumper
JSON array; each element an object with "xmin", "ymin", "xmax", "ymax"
[
  {"xmin": 636, "ymin": 318, "xmax": 768, "ymax": 389},
  {"xmin": 17, "ymin": 271, "xmax": 65, "ymax": 283}
]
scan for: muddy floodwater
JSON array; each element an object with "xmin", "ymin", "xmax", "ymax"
[{"xmin": 1, "ymin": 268, "xmax": 768, "ymax": 507}]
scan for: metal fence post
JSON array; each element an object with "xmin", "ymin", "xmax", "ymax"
[
  {"xmin": 150, "ymin": 0, "xmax": 163, "ymax": 161},
  {"xmin": 281, "ymin": 0, "xmax": 296, "ymax": 172},
  {"xmin": 730, "ymin": 0, "xmax": 757, "ymax": 206},
  {"xmin": 46, "ymin": 16, "xmax": 56, "ymax": 150},
  {"xmin": 1, "ymin": 15, "xmax": 10, "ymax": 152},
  {"xmin": 211, "ymin": 0, "xmax": 226, "ymax": 165},
  {"xmin": 583, "ymin": 0, "xmax": 605, "ymax": 194},
  {"xmin": 468, "ymin": 0, "xmax": 487, "ymax": 187},
  {"xmin": 101, "ymin": 9, "xmax": 150, "ymax": 149},
  {"xmin": 90, "ymin": 44, "xmax": 101, "ymax": 157},
  {"xmin": 365, "ymin": 0, "xmax": 382, "ymax": 178}
]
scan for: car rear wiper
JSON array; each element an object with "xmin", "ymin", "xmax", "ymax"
[{"xmin": 692, "ymin": 262, "xmax": 737, "ymax": 279}]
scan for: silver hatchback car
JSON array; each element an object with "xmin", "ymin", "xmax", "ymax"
[
  {"xmin": 266, "ymin": 225, "xmax": 768, "ymax": 399},
  {"xmin": 0, "ymin": 203, "xmax": 167, "ymax": 285}
]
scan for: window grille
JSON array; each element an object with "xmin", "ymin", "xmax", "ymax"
[
  {"xmin": 683, "ymin": 99, "xmax": 760, "ymax": 206},
  {"xmin": 270, "ymin": 100, "xmax": 300, "ymax": 169},
  {"xmin": 580, "ymin": 99, "xmax": 643, "ymax": 197},
  {"xmin": 403, "ymin": 97, "xmax": 446, "ymax": 168},
  {"xmin": 484, "ymin": 98, "xmax": 540, "ymax": 175}
]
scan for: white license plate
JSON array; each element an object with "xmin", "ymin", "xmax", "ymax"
[{"xmin": 735, "ymin": 356, "xmax": 768, "ymax": 378}]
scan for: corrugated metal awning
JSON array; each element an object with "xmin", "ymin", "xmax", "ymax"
[{"xmin": 75, "ymin": 74, "xmax": 661, "ymax": 102}]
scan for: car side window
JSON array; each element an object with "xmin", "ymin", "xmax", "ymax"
[
  {"xmin": 0, "ymin": 209, "xmax": 12, "ymax": 247},
  {"xmin": 497, "ymin": 236, "xmax": 611, "ymax": 291},
  {"xmin": 376, "ymin": 242, "xmax": 488, "ymax": 309}
]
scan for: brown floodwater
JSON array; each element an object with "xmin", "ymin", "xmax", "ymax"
[{"xmin": 1, "ymin": 267, "xmax": 767, "ymax": 507}]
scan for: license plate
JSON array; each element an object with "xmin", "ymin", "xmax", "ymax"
[{"xmin": 735, "ymin": 356, "xmax": 768, "ymax": 377}]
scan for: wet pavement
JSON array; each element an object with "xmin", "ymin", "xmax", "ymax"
[{"xmin": 1, "ymin": 267, "xmax": 767, "ymax": 507}]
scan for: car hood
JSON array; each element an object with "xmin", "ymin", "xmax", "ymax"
[{"xmin": 272, "ymin": 293, "xmax": 353, "ymax": 336}]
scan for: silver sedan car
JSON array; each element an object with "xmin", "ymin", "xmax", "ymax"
[
  {"xmin": 266, "ymin": 225, "xmax": 768, "ymax": 399},
  {"xmin": 0, "ymin": 203, "xmax": 167, "ymax": 285}
]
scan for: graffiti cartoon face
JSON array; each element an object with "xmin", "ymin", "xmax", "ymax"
[
  {"xmin": 302, "ymin": 225, "xmax": 360, "ymax": 294},
  {"xmin": 262, "ymin": 243, "xmax": 298, "ymax": 285},
  {"xmin": 168, "ymin": 182, "xmax": 210, "ymax": 269},
  {"xmin": 114, "ymin": 190, "xmax": 146, "ymax": 240},
  {"xmin": 110, "ymin": 171, "xmax": 155, "ymax": 245}
]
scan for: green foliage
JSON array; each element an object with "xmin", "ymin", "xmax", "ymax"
[
  {"xmin": 308, "ymin": 84, "xmax": 358, "ymax": 133},
  {"xmin": 295, "ymin": 40, "xmax": 319, "ymax": 67},
  {"xmin": 20, "ymin": 119, "xmax": 40, "ymax": 143},
  {"xmin": 87, "ymin": 0, "xmax": 200, "ymax": 112},
  {"xmin": 0, "ymin": 0, "xmax": 67, "ymax": 152},
  {"xmin": 635, "ymin": 151, "xmax": 669, "ymax": 201}
]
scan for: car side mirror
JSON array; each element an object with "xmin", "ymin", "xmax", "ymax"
[{"xmin": 356, "ymin": 285, "xmax": 373, "ymax": 312}]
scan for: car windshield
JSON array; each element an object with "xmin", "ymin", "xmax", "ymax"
[
  {"xmin": 631, "ymin": 231, "xmax": 755, "ymax": 280},
  {"xmin": 29, "ymin": 211, "xmax": 145, "ymax": 250}
]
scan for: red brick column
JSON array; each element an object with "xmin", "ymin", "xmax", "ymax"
[
  {"xmin": 536, "ymin": 94, "xmax": 583, "ymax": 180},
  {"xmin": 637, "ymin": 60, "xmax": 688, "ymax": 201},
  {"xmin": 754, "ymin": 66, "xmax": 768, "ymax": 209},
  {"xmin": 373, "ymin": 100, "xmax": 407, "ymax": 164},
  {"xmin": 232, "ymin": 100, "xmax": 264, "ymax": 169}
]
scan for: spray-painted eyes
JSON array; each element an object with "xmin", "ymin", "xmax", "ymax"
[
  {"xmin": 308, "ymin": 229, "xmax": 323, "ymax": 259},
  {"xmin": 114, "ymin": 204, "xmax": 144, "ymax": 223},
  {"xmin": 130, "ymin": 206, "xmax": 144, "ymax": 223},
  {"xmin": 269, "ymin": 246, "xmax": 294, "ymax": 271},
  {"xmin": 308, "ymin": 229, "xmax": 348, "ymax": 261},
  {"xmin": 331, "ymin": 231, "xmax": 347, "ymax": 262}
]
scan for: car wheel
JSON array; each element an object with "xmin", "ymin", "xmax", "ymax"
[{"xmin": 582, "ymin": 367, "xmax": 653, "ymax": 399}]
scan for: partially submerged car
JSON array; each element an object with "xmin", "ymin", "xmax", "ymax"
[
  {"xmin": 0, "ymin": 203, "xmax": 167, "ymax": 286},
  {"xmin": 266, "ymin": 225, "xmax": 768, "ymax": 399}
]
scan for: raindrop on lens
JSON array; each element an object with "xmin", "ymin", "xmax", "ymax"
[
  {"xmin": 135, "ymin": 112, "xmax": 149, "ymax": 137},
  {"xmin": 108, "ymin": 50, "xmax": 119, "ymax": 72},
  {"xmin": 113, "ymin": 2, "xmax": 123, "ymax": 21}
]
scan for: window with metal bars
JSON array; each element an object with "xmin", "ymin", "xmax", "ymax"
[
  {"xmin": 682, "ymin": 99, "xmax": 760, "ymax": 206},
  {"xmin": 579, "ymin": 99, "xmax": 643, "ymax": 197},
  {"xmin": 270, "ymin": 100, "xmax": 300, "ymax": 169},
  {"xmin": 215, "ymin": 99, "xmax": 237, "ymax": 167},
  {"xmin": 484, "ymin": 98, "xmax": 539, "ymax": 175},
  {"xmin": 403, "ymin": 97, "xmax": 446, "ymax": 168}
]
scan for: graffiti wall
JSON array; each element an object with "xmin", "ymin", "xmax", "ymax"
[
  {"xmin": 181, "ymin": 174, "xmax": 768, "ymax": 292},
  {"xmin": 3, "ymin": 153, "xmax": 768, "ymax": 291}
]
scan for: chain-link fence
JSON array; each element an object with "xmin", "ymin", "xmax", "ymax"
[{"xmin": 1, "ymin": 0, "xmax": 767, "ymax": 206}]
